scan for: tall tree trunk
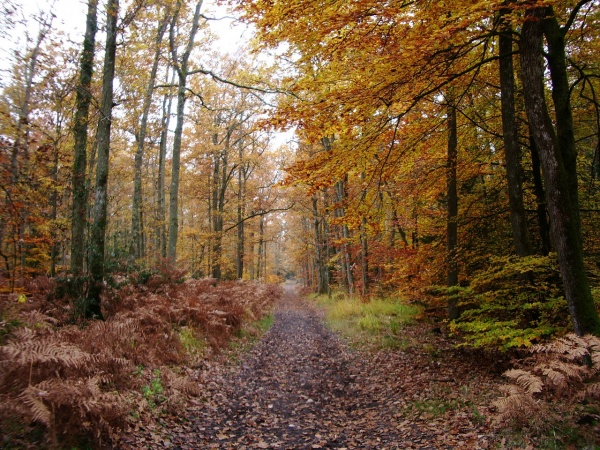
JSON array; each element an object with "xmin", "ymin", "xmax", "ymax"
[
  {"xmin": 312, "ymin": 194, "xmax": 328, "ymax": 294},
  {"xmin": 499, "ymin": 15, "xmax": 532, "ymax": 257},
  {"xmin": 257, "ymin": 216, "xmax": 264, "ymax": 280},
  {"xmin": 50, "ymin": 134, "xmax": 60, "ymax": 278},
  {"xmin": 335, "ymin": 178, "xmax": 354, "ymax": 295},
  {"xmin": 211, "ymin": 151, "xmax": 222, "ymax": 279},
  {"xmin": 447, "ymin": 98, "xmax": 459, "ymax": 320},
  {"xmin": 360, "ymin": 172, "xmax": 368, "ymax": 296},
  {"xmin": 236, "ymin": 158, "xmax": 246, "ymax": 279},
  {"xmin": 520, "ymin": 7, "xmax": 600, "ymax": 336},
  {"xmin": 87, "ymin": 0, "xmax": 118, "ymax": 320},
  {"xmin": 157, "ymin": 68, "xmax": 175, "ymax": 259},
  {"xmin": 543, "ymin": 7, "xmax": 581, "ymax": 234},
  {"xmin": 530, "ymin": 136, "xmax": 552, "ymax": 255},
  {"xmin": 249, "ymin": 229, "xmax": 255, "ymax": 280},
  {"xmin": 71, "ymin": 0, "xmax": 98, "ymax": 274},
  {"xmin": 130, "ymin": 13, "xmax": 168, "ymax": 264},
  {"xmin": 167, "ymin": 0, "xmax": 203, "ymax": 260}
]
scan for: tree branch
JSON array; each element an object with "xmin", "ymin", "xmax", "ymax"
[{"xmin": 222, "ymin": 204, "xmax": 295, "ymax": 233}]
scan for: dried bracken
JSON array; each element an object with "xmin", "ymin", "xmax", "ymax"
[
  {"xmin": 0, "ymin": 277, "xmax": 281, "ymax": 448},
  {"xmin": 493, "ymin": 333, "xmax": 600, "ymax": 436}
]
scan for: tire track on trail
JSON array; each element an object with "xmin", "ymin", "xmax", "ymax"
[{"xmin": 145, "ymin": 282, "xmax": 497, "ymax": 449}]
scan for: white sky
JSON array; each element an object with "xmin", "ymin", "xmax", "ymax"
[{"xmin": 17, "ymin": 0, "xmax": 248, "ymax": 55}]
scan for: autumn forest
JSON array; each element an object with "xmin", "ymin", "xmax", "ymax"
[{"xmin": 1, "ymin": 0, "xmax": 600, "ymax": 448}]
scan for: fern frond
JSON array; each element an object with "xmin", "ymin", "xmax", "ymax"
[
  {"xmin": 19, "ymin": 310, "xmax": 59, "ymax": 328},
  {"xmin": 493, "ymin": 384, "xmax": 540, "ymax": 426},
  {"xmin": 20, "ymin": 385, "xmax": 52, "ymax": 426},
  {"xmin": 0, "ymin": 337, "xmax": 92, "ymax": 368},
  {"xmin": 540, "ymin": 367, "xmax": 566, "ymax": 388},
  {"xmin": 583, "ymin": 382, "xmax": 600, "ymax": 400},
  {"xmin": 504, "ymin": 369, "xmax": 543, "ymax": 394}
]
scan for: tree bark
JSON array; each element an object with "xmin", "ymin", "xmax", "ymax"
[
  {"xmin": 312, "ymin": 194, "xmax": 328, "ymax": 294},
  {"xmin": 167, "ymin": 0, "xmax": 203, "ymax": 260},
  {"xmin": 157, "ymin": 68, "xmax": 175, "ymax": 259},
  {"xmin": 335, "ymin": 178, "xmax": 354, "ymax": 295},
  {"xmin": 360, "ymin": 172, "xmax": 368, "ymax": 296},
  {"xmin": 87, "ymin": 0, "xmax": 118, "ymax": 320},
  {"xmin": 71, "ymin": 0, "xmax": 98, "ymax": 274},
  {"xmin": 498, "ymin": 15, "xmax": 532, "ymax": 257},
  {"xmin": 543, "ymin": 7, "xmax": 581, "ymax": 234},
  {"xmin": 130, "ymin": 13, "xmax": 168, "ymax": 264},
  {"xmin": 447, "ymin": 98, "xmax": 459, "ymax": 320},
  {"xmin": 530, "ymin": 136, "xmax": 552, "ymax": 255},
  {"xmin": 236, "ymin": 147, "xmax": 246, "ymax": 279},
  {"xmin": 520, "ymin": 7, "xmax": 600, "ymax": 336}
]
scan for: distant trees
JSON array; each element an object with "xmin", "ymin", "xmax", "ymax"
[{"xmin": 0, "ymin": 0, "xmax": 287, "ymax": 312}]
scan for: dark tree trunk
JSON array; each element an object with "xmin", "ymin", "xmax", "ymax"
[
  {"xmin": 360, "ymin": 172, "xmax": 368, "ymax": 296},
  {"xmin": 543, "ymin": 7, "xmax": 581, "ymax": 234},
  {"xmin": 335, "ymin": 178, "xmax": 353, "ymax": 295},
  {"xmin": 87, "ymin": 0, "xmax": 118, "ymax": 320},
  {"xmin": 313, "ymin": 194, "xmax": 328, "ymax": 295},
  {"xmin": 499, "ymin": 16, "xmax": 532, "ymax": 257},
  {"xmin": 447, "ymin": 98, "xmax": 459, "ymax": 320},
  {"xmin": 71, "ymin": 0, "xmax": 98, "ymax": 274},
  {"xmin": 520, "ymin": 7, "xmax": 600, "ymax": 336},
  {"xmin": 530, "ymin": 136, "xmax": 552, "ymax": 255}
]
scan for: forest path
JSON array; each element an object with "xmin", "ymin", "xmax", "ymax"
[{"xmin": 132, "ymin": 281, "xmax": 499, "ymax": 449}]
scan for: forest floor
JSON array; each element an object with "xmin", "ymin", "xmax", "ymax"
[{"xmin": 119, "ymin": 281, "xmax": 511, "ymax": 449}]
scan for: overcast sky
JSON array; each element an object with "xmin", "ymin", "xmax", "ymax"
[{"xmin": 16, "ymin": 0, "xmax": 248, "ymax": 55}]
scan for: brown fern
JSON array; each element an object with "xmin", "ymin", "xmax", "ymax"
[{"xmin": 493, "ymin": 332, "xmax": 600, "ymax": 431}]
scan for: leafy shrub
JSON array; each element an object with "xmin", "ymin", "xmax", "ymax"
[{"xmin": 449, "ymin": 254, "xmax": 573, "ymax": 349}]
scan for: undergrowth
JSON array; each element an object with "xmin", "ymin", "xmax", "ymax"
[
  {"xmin": 0, "ymin": 269, "xmax": 281, "ymax": 449},
  {"xmin": 313, "ymin": 292, "xmax": 420, "ymax": 348},
  {"xmin": 441, "ymin": 254, "xmax": 600, "ymax": 350},
  {"xmin": 492, "ymin": 333, "xmax": 600, "ymax": 448}
]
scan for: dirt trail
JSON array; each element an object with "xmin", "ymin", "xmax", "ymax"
[{"xmin": 133, "ymin": 282, "xmax": 499, "ymax": 449}]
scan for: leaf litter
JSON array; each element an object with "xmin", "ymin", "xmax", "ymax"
[{"xmin": 118, "ymin": 284, "xmax": 506, "ymax": 449}]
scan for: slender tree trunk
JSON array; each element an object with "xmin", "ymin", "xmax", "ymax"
[
  {"xmin": 520, "ymin": 7, "xmax": 600, "ymax": 336},
  {"xmin": 249, "ymin": 229, "xmax": 255, "ymax": 280},
  {"xmin": 499, "ymin": 16, "xmax": 532, "ymax": 257},
  {"xmin": 360, "ymin": 172, "xmax": 368, "ymax": 296},
  {"xmin": 211, "ymin": 151, "xmax": 222, "ymax": 279},
  {"xmin": 130, "ymin": 14, "xmax": 168, "ymax": 264},
  {"xmin": 257, "ymin": 216, "xmax": 264, "ymax": 280},
  {"xmin": 167, "ymin": 0, "xmax": 203, "ymax": 260},
  {"xmin": 335, "ymin": 179, "xmax": 353, "ymax": 295},
  {"xmin": 71, "ymin": 0, "xmax": 98, "ymax": 274},
  {"xmin": 236, "ymin": 159, "xmax": 245, "ymax": 279},
  {"xmin": 312, "ymin": 194, "xmax": 328, "ymax": 294},
  {"xmin": 50, "ymin": 136, "xmax": 60, "ymax": 278},
  {"xmin": 447, "ymin": 98, "xmax": 459, "ymax": 320},
  {"xmin": 157, "ymin": 68, "xmax": 174, "ymax": 259},
  {"xmin": 87, "ymin": 0, "xmax": 118, "ymax": 320}
]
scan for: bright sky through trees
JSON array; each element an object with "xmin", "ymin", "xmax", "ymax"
[{"xmin": 14, "ymin": 0, "xmax": 248, "ymax": 54}]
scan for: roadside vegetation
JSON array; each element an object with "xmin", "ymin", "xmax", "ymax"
[
  {"xmin": 312, "ymin": 292, "xmax": 420, "ymax": 350},
  {"xmin": 311, "ymin": 290, "xmax": 600, "ymax": 449},
  {"xmin": 0, "ymin": 265, "xmax": 280, "ymax": 449}
]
